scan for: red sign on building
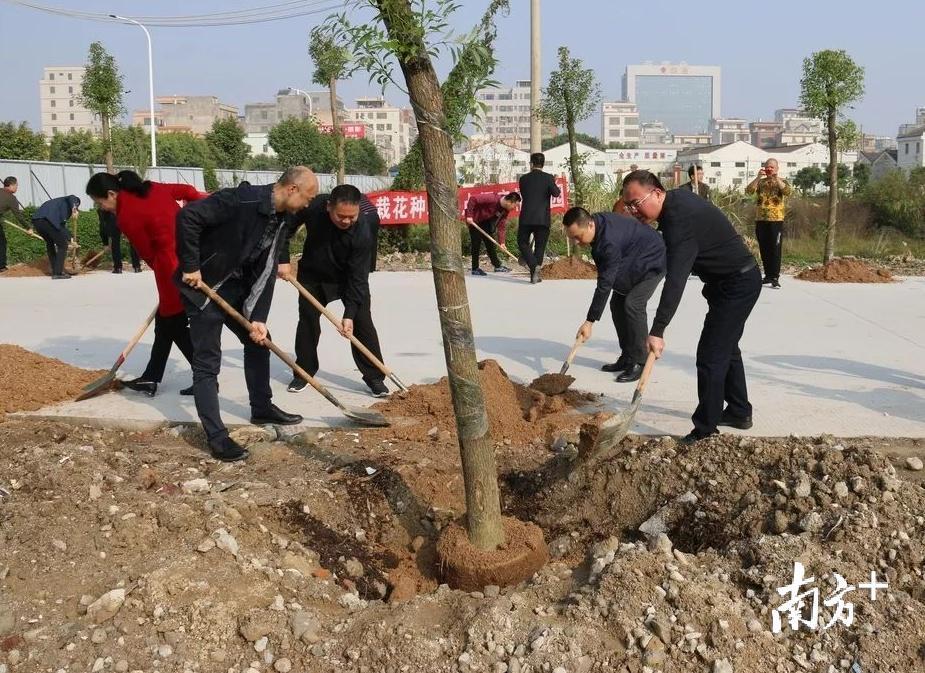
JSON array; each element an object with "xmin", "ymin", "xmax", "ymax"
[{"xmin": 318, "ymin": 123, "xmax": 367, "ymax": 139}]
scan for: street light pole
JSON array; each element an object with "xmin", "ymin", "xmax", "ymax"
[
  {"xmin": 111, "ymin": 14, "xmax": 157, "ymax": 167},
  {"xmin": 529, "ymin": 0, "xmax": 542, "ymax": 154}
]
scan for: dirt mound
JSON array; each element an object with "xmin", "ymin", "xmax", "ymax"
[
  {"xmin": 0, "ymin": 344, "xmax": 104, "ymax": 413},
  {"xmin": 797, "ymin": 257, "xmax": 895, "ymax": 283},
  {"xmin": 2, "ymin": 260, "xmax": 51, "ymax": 277},
  {"xmin": 541, "ymin": 256, "xmax": 597, "ymax": 280},
  {"xmin": 371, "ymin": 359, "xmax": 591, "ymax": 450}
]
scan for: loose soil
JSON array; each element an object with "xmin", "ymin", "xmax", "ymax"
[
  {"xmin": 1, "ymin": 356, "xmax": 925, "ymax": 672},
  {"xmin": 796, "ymin": 257, "xmax": 895, "ymax": 283},
  {"xmin": 0, "ymin": 345, "xmax": 105, "ymax": 414},
  {"xmin": 541, "ymin": 256, "xmax": 598, "ymax": 280}
]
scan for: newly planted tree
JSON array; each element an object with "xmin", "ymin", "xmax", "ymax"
[
  {"xmin": 309, "ymin": 28, "xmax": 352, "ymax": 184},
  {"xmin": 79, "ymin": 42, "xmax": 125, "ymax": 174},
  {"xmin": 800, "ymin": 49, "xmax": 864, "ymax": 262},
  {"xmin": 538, "ymin": 47, "xmax": 601, "ymax": 208}
]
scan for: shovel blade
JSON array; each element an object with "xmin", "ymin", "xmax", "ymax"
[
  {"xmin": 341, "ymin": 406, "xmax": 390, "ymax": 428},
  {"xmin": 75, "ymin": 374, "xmax": 117, "ymax": 401},
  {"xmin": 580, "ymin": 397, "xmax": 642, "ymax": 459}
]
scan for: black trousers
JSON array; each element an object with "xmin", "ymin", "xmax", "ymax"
[
  {"xmin": 110, "ymin": 231, "xmax": 141, "ymax": 271},
  {"xmin": 140, "ymin": 312, "xmax": 194, "ymax": 382},
  {"xmin": 33, "ymin": 218, "xmax": 69, "ymax": 276},
  {"xmin": 0, "ymin": 221, "xmax": 7, "ymax": 268},
  {"xmin": 692, "ymin": 265, "xmax": 762, "ymax": 436},
  {"xmin": 755, "ymin": 220, "xmax": 783, "ymax": 281},
  {"xmin": 185, "ymin": 278, "xmax": 273, "ymax": 445},
  {"xmin": 469, "ymin": 220, "xmax": 502, "ymax": 270},
  {"xmin": 610, "ymin": 272, "xmax": 664, "ymax": 366},
  {"xmin": 294, "ymin": 277, "xmax": 385, "ymax": 384},
  {"xmin": 517, "ymin": 225, "xmax": 550, "ymax": 271}
]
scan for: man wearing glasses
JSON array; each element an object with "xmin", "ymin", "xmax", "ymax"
[{"xmin": 621, "ymin": 170, "xmax": 761, "ymax": 444}]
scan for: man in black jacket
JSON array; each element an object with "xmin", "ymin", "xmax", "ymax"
[
  {"xmin": 279, "ymin": 185, "xmax": 388, "ymax": 397},
  {"xmin": 564, "ymin": 207, "xmax": 666, "ymax": 382},
  {"xmin": 622, "ymin": 170, "xmax": 761, "ymax": 443},
  {"xmin": 517, "ymin": 153, "xmax": 561, "ymax": 283},
  {"xmin": 97, "ymin": 208, "xmax": 141, "ymax": 273},
  {"xmin": 176, "ymin": 166, "xmax": 319, "ymax": 462}
]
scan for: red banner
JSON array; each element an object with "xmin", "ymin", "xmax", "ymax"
[{"xmin": 368, "ymin": 176, "xmax": 569, "ymax": 226}]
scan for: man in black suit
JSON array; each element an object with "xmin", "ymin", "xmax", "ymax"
[
  {"xmin": 176, "ymin": 166, "xmax": 318, "ymax": 462},
  {"xmin": 517, "ymin": 152, "xmax": 561, "ymax": 284}
]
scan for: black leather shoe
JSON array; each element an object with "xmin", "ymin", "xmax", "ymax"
[
  {"xmin": 51, "ymin": 274, "xmax": 72, "ymax": 280},
  {"xmin": 616, "ymin": 362, "xmax": 644, "ymax": 382},
  {"xmin": 112, "ymin": 268, "xmax": 123, "ymax": 274},
  {"xmin": 679, "ymin": 430, "xmax": 719, "ymax": 446},
  {"xmin": 123, "ymin": 378, "xmax": 158, "ymax": 397},
  {"xmin": 602, "ymin": 355, "xmax": 630, "ymax": 373},
  {"xmin": 210, "ymin": 436, "xmax": 249, "ymax": 462},
  {"xmin": 719, "ymin": 409, "xmax": 753, "ymax": 430},
  {"xmin": 530, "ymin": 268, "xmax": 542, "ymax": 284},
  {"xmin": 250, "ymin": 404, "xmax": 303, "ymax": 426}
]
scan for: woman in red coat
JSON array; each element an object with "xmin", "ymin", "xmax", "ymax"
[{"xmin": 86, "ymin": 171, "xmax": 205, "ymax": 397}]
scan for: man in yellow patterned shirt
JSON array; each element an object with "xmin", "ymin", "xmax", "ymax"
[{"xmin": 746, "ymin": 158, "xmax": 792, "ymax": 289}]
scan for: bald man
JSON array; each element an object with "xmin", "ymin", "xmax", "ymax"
[
  {"xmin": 176, "ymin": 166, "xmax": 319, "ymax": 462},
  {"xmin": 746, "ymin": 158, "xmax": 792, "ymax": 289}
]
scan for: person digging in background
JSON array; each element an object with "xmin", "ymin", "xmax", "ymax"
[
  {"xmin": 517, "ymin": 153, "xmax": 561, "ymax": 284},
  {"xmin": 87, "ymin": 170, "xmax": 207, "ymax": 398},
  {"xmin": 564, "ymin": 207, "xmax": 666, "ymax": 382},
  {"xmin": 31, "ymin": 194, "xmax": 80, "ymax": 279},
  {"xmin": 746, "ymin": 158, "xmax": 792, "ymax": 289},
  {"xmin": 279, "ymin": 185, "xmax": 389, "ymax": 398},
  {"xmin": 464, "ymin": 191, "xmax": 520, "ymax": 276},
  {"xmin": 176, "ymin": 167, "xmax": 318, "ymax": 462},
  {"xmin": 0, "ymin": 176, "xmax": 28, "ymax": 273},
  {"xmin": 97, "ymin": 206, "xmax": 142, "ymax": 274},
  {"xmin": 622, "ymin": 169, "xmax": 761, "ymax": 444}
]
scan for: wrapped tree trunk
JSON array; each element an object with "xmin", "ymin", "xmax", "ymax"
[
  {"xmin": 375, "ymin": 0, "xmax": 504, "ymax": 550},
  {"xmin": 824, "ymin": 109, "xmax": 838, "ymax": 263}
]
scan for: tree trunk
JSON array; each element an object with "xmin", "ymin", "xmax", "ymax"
[
  {"xmin": 376, "ymin": 0, "xmax": 504, "ymax": 550},
  {"xmin": 330, "ymin": 78, "xmax": 346, "ymax": 185},
  {"xmin": 102, "ymin": 114, "xmax": 114, "ymax": 174},
  {"xmin": 824, "ymin": 108, "xmax": 838, "ymax": 264}
]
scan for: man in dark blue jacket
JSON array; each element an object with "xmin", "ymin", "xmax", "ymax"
[
  {"xmin": 32, "ymin": 195, "xmax": 80, "ymax": 279},
  {"xmin": 176, "ymin": 166, "xmax": 318, "ymax": 462},
  {"xmin": 564, "ymin": 207, "xmax": 666, "ymax": 382}
]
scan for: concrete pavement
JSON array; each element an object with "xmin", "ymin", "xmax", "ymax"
[{"xmin": 2, "ymin": 269, "xmax": 924, "ymax": 437}]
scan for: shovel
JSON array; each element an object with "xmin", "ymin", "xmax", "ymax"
[
  {"xmin": 3, "ymin": 218, "xmax": 44, "ymax": 242},
  {"xmin": 582, "ymin": 351, "xmax": 657, "ymax": 458},
  {"xmin": 468, "ymin": 221, "xmax": 526, "ymax": 269},
  {"xmin": 76, "ymin": 305, "xmax": 158, "ymax": 401},
  {"xmin": 285, "ymin": 276, "xmax": 408, "ymax": 392},
  {"xmin": 196, "ymin": 282, "xmax": 389, "ymax": 428},
  {"xmin": 527, "ymin": 335, "xmax": 584, "ymax": 396}
]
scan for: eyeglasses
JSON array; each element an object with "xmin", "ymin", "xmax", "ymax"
[{"xmin": 626, "ymin": 190, "xmax": 656, "ymax": 213}]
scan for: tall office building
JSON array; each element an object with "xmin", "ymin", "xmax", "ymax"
[
  {"xmin": 622, "ymin": 62, "xmax": 721, "ymax": 136},
  {"xmin": 39, "ymin": 66, "xmax": 101, "ymax": 137}
]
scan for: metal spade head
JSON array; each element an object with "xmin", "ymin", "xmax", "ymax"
[{"xmin": 341, "ymin": 406, "xmax": 391, "ymax": 427}]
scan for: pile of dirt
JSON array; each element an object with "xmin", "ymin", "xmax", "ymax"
[
  {"xmin": 2, "ymin": 417, "xmax": 924, "ymax": 673},
  {"xmin": 797, "ymin": 257, "xmax": 895, "ymax": 283},
  {"xmin": 0, "ymin": 344, "xmax": 104, "ymax": 413},
  {"xmin": 541, "ymin": 256, "xmax": 598, "ymax": 280},
  {"xmin": 1, "ymin": 260, "xmax": 52, "ymax": 278},
  {"xmin": 371, "ymin": 359, "xmax": 593, "ymax": 449}
]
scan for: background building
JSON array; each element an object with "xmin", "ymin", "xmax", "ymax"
[
  {"xmin": 347, "ymin": 97, "xmax": 416, "ymax": 168},
  {"xmin": 600, "ymin": 101, "xmax": 640, "ymax": 146},
  {"xmin": 243, "ymin": 88, "xmax": 343, "ymax": 134},
  {"xmin": 472, "ymin": 80, "xmax": 555, "ymax": 152},
  {"xmin": 132, "ymin": 95, "xmax": 237, "ymax": 136},
  {"xmin": 710, "ymin": 118, "xmax": 750, "ymax": 145},
  {"xmin": 623, "ymin": 62, "xmax": 721, "ymax": 136},
  {"xmin": 39, "ymin": 66, "xmax": 101, "ymax": 137}
]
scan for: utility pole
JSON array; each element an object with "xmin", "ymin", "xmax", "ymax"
[{"xmin": 529, "ymin": 0, "xmax": 541, "ymax": 154}]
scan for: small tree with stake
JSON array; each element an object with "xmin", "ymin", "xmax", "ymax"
[
  {"xmin": 799, "ymin": 49, "xmax": 864, "ymax": 263},
  {"xmin": 317, "ymin": 1, "xmax": 547, "ymax": 588},
  {"xmin": 79, "ymin": 42, "xmax": 125, "ymax": 174},
  {"xmin": 309, "ymin": 28, "xmax": 352, "ymax": 185},
  {"xmin": 538, "ymin": 47, "xmax": 601, "ymax": 209}
]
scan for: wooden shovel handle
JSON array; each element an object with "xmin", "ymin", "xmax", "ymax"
[
  {"xmin": 286, "ymin": 276, "xmax": 407, "ymax": 391},
  {"xmin": 3, "ymin": 218, "xmax": 44, "ymax": 242},
  {"xmin": 564, "ymin": 334, "xmax": 586, "ymax": 368},
  {"xmin": 196, "ymin": 282, "xmax": 345, "ymax": 410},
  {"xmin": 121, "ymin": 306, "xmax": 158, "ymax": 362},
  {"xmin": 636, "ymin": 351, "xmax": 657, "ymax": 396},
  {"xmin": 469, "ymin": 221, "xmax": 520, "ymax": 264}
]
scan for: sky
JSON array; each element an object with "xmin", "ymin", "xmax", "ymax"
[{"xmin": 0, "ymin": 0, "xmax": 923, "ymax": 138}]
